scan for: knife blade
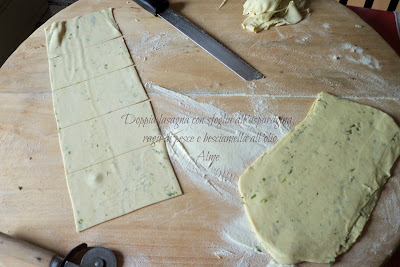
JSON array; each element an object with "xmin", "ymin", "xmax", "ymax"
[{"xmin": 133, "ymin": 0, "xmax": 264, "ymax": 81}]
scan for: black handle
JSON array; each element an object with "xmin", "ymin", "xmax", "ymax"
[{"xmin": 133, "ymin": 0, "xmax": 169, "ymax": 16}]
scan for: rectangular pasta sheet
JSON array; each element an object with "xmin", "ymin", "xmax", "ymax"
[
  {"xmin": 53, "ymin": 66, "xmax": 148, "ymax": 128},
  {"xmin": 59, "ymin": 101, "xmax": 161, "ymax": 173},
  {"xmin": 49, "ymin": 37, "xmax": 133, "ymax": 90},
  {"xmin": 45, "ymin": 8, "xmax": 122, "ymax": 59},
  {"xmin": 68, "ymin": 141, "xmax": 181, "ymax": 231},
  {"xmin": 45, "ymin": 8, "xmax": 182, "ymax": 231}
]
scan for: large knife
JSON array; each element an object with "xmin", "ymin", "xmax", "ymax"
[{"xmin": 133, "ymin": 0, "xmax": 264, "ymax": 81}]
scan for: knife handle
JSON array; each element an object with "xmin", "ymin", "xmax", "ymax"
[
  {"xmin": 0, "ymin": 232, "xmax": 62, "ymax": 267},
  {"xmin": 133, "ymin": 0, "xmax": 169, "ymax": 16}
]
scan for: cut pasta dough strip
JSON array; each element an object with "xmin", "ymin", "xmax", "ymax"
[
  {"xmin": 49, "ymin": 37, "xmax": 133, "ymax": 90},
  {"xmin": 45, "ymin": 8, "xmax": 122, "ymax": 59},
  {"xmin": 53, "ymin": 66, "xmax": 148, "ymax": 128},
  {"xmin": 68, "ymin": 140, "xmax": 181, "ymax": 231},
  {"xmin": 59, "ymin": 101, "xmax": 162, "ymax": 174}
]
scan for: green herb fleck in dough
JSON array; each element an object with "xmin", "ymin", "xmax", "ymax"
[
  {"xmin": 251, "ymin": 194, "xmax": 257, "ymax": 199},
  {"xmin": 256, "ymin": 246, "xmax": 262, "ymax": 252},
  {"xmin": 167, "ymin": 191, "xmax": 178, "ymax": 197},
  {"xmin": 18, "ymin": 186, "xmax": 22, "ymax": 191},
  {"xmin": 281, "ymin": 177, "xmax": 287, "ymax": 183},
  {"xmin": 261, "ymin": 197, "xmax": 269, "ymax": 203},
  {"xmin": 318, "ymin": 98, "xmax": 328, "ymax": 108},
  {"xmin": 78, "ymin": 219, "xmax": 83, "ymax": 225},
  {"xmin": 104, "ymin": 64, "xmax": 108, "ymax": 69}
]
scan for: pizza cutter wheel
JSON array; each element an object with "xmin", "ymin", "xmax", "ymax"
[
  {"xmin": 0, "ymin": 232, "xmax": 118, "ymax": 267},
  {"xmin": 57, "ymin": 243, "xmax": 117, "ymax": 267},
  {"xmin": 80, "ymin": 247, "xmax": 117, "ymax": 267}
]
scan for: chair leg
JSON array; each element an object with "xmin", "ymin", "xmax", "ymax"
[
  {"xmin": 388, "ymin": 0, "xmax": 399, "ymax": 11},
  {"xmin": 364, "ymin": 0, "xmax": 374, "ymax": 8}
]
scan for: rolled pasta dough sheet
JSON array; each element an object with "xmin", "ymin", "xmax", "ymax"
[
  {"xmin": 49, "ymin": 37, "xmax": 133, "ymax": 90},
  {"xmin": 68, "ymin": 141, "xmax": 181, "ymax": 231},
  {"xmin": 46, "ymin": 9, "xmax": 182, "ymax": 231},
  {"xmin": 59, "ymin": 101, "xmax": 161, "ymax": 174},
  {"xmin": 53, "ymin": 66, "xmax": 148, "ymax": 128},
  {"xmin": 45, "ymin": 8, "xmax": 122, "ymax": 59},
  {"xmin": 239, "ymin": 92, "xmax": 400, "ymax": 264}
]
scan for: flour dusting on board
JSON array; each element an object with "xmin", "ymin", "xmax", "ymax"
[
  {"xmin": 322, "ymin": 23, "xmax": 331, "ymax": 29},
  {"xmin": 126, "ymin": 30, "xmax": 186, "ymax": 64},
  {"xmin": 340, "ymin": 43, "xmax": 382, "ymax": 70},
  {"xmin": 147, "ymin": 83, "xmax": 290, "ymax": 265},
  {"xmin": 125, "ymin": 252, "xmax": 151, "ymax": 267},
  {"xmin": 214, "ymin": 17, "xmax": 399, "ymax": 99},
  {"xmin": 267, "ymin": 259, "xmax": 295, "ymax": 267}
]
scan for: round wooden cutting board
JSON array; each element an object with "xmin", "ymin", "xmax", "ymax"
[{"xmin": 0, "ymin": 0, "xmax": 399, "ymax": 266}]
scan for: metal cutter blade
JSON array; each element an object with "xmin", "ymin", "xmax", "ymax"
[{"xmin": 133, "ymin": 0, "xmax": 265, "ymax": 81}]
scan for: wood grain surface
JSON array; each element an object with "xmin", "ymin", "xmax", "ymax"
[{"xmin": 0, "ymin": 0, "xmax": 399, "ymax": 266}]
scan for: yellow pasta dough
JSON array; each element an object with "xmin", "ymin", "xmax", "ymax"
[
  {"xmin": 239, "ymin": 92, "xmax": 400, "ymax": 263},
  {"xmin": 45, "ymin": 9, "xmax": 182, "ymax": 231},
  {"xmin": 242, "ymin": 0, "xmax": 306, "ymax": 32}
]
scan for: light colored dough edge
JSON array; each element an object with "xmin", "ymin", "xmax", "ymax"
[
  {"xmin": 238, "ymin": 92, "xmax": 400, "ymax": 264},
  {"xmin": 43, "ymin": 7, "xmax": 121, "ymax": 44},
  {"xmin": 341, "ymin": 131, "xmax": 400, "ymax": 254},
  {"xmin": 43, "ymin": 7, "xmax": 121, "ymax": 59},
  {"xmin": 238, "ymin": 92, "xmax": 321, "ymax": 264}
]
